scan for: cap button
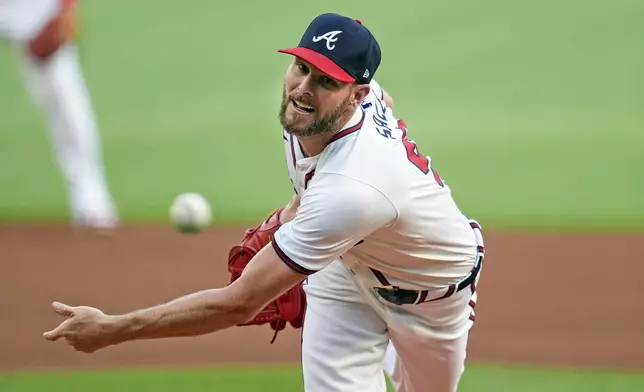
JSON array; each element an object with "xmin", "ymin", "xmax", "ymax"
[{"xmin": 355, "ymin": 19, "xmax": 363, "ymax": 25}]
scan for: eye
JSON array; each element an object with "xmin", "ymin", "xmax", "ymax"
[
  {"xmin": 321, "ymin": 76, "xmax": 338, "ymax": 88},
  {"xmin": 296, "ymin": 62, "xmax": 309, "ymax": 74}
]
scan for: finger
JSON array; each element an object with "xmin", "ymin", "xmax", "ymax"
[
  {"xmin": 43, "ymin": 330, "xmax": 63, "ymax": 341},
  {"xmin": 52, "ymin": 301, "xmax": 75, "ymax": 317},
  {"xmin": 43, "ymin": 328, "xmax": 64, "ymax": 341},
  {"xmin": 77, "ymin": 345, "xmax": 97, "ymax": 354},
  {"xmin": 43, "ymin": 319, "xmax": 71, "ymax": 341},
  {"xmin": 71, "ymin": 340, "xmax": 91, "ymax": 353}
]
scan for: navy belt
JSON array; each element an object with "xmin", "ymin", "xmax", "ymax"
[{"xmin": 376, "ymin": 253, "xmax": 482, "ymax": 305}]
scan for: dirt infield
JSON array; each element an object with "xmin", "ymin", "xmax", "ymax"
[{"xmin": 1, "ymin": 225, "xmax": 643, "ymax": 372}]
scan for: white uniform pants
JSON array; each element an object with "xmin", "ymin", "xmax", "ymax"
[{"xmin": 302, "ymin": 259, "xmax": 480, "ymax": 392}]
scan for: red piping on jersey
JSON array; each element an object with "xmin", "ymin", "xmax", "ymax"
[
  {"xmin": 469, "ymin": 289, "xmax": 477, "ymax": 322},
  {"xmin": 272, "ymin": 238, "xmax": 317, "ymax": 276},
  {"xmin": 304, "ymin": 170, "xmax": 316, "ymax": 190},
  {"xmin": 298, "ymin": 140, "xmax": 309, "ymax": 158},
  {"xmin": 289, "ymin": 135, "xmax": 297, "ymax": 171},
  {"xmin": 327, "ymin": 110, "xmax": 366, "ymax": 145}
]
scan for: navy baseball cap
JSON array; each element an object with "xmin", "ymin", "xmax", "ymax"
[{"xmin": 278, "ymin": 13, "xmax": 381, "ymax": 84}]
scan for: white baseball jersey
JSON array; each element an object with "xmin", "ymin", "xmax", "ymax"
[
  {"xmin": 274, "ymin": 79, "xmax": 479, "ymax": 290},
  {"xmin": 0, "ymin": 0, "xmax": 60, "ymax": 41}
]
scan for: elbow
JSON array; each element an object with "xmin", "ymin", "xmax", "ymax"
[
  {"xmin": 226, "ymin": 296, "xmax": 263, "ymax": 326},
  {"xmin": 226, "ymin": 301, "xmax": 253, "ymax": 326},
  {"xmin": 236, "ymin": 304, "xmax": 259, "ymax": 325}
]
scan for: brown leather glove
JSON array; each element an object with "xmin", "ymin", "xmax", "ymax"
[{"xmin": 227, "ymin": 208, "xmax": 306, "ymax": 343}]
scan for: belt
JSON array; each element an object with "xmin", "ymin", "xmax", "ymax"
[{"xmin": 376, "ymin": 221, "xmax": 484, "ymax": 306}]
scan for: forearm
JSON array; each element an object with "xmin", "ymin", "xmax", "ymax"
[
  {"xmin": 111, "ymin": 288, "xmax": 249, "ymax": 343},
  {"xmin": 113, "ymin": 197, "xmax": 301, "ymax": 343},
  {"xmin": 43, "ymin": 205, "xmax": 310, "ymax": 353}
]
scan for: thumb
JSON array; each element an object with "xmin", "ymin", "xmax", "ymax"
[
  {"xmin": 52, "ymin": 301, "xmax": 75, "ymax": 317},
  {"xmin": 43, "ymin": 319, "xmax": 70, "ymax": 341}
]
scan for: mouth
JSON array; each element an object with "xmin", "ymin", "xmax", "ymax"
[{"xmin": 291, "ymin": 99, "xmax": 315, "ymax": 114}]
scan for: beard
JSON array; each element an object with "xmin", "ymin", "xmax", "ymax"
[{"xmin": 278, "ymin": 87, "xmax": 353, "ymax": 137}]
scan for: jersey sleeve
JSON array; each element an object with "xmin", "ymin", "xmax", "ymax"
[{"xmin": 272, "ymin": 173, "xmax": 397, "ymax": 275}]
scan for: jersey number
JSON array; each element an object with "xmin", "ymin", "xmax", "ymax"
[{"xmin": 398, "ymin": 120, "xmax": 444, "ymax": 187}]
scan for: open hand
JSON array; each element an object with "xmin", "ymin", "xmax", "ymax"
[{"xmin": 43, "ymin": 301, "xmax": 117, "ymax": 353}]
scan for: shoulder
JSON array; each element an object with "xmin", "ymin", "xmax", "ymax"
[
  {"xmin": 317, "ymin": 108, "xmax": 398, "ymax": 173},
  {"xmin": 300, "ymin": 173, "xmax": 398, "ymax": 227},
  {"xmin": 306, "ymin": 173, "xmax": 388, "ymax": 203}
]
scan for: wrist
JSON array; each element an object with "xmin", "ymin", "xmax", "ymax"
[{"xmin": 107, "ymin": 314, "xmax": 135, "ymax": 345}]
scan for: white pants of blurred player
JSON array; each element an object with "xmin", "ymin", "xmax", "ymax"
[{"xmin": 0, "ymin": 0, "xmax": 117, "ymax": 228}]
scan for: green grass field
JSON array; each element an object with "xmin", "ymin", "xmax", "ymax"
[
  {"xmin": 2, "ymin": 364, "xmax": 643, "ymax": 392},
  {"xmin": 0, "ymin": 0, "xmax": 642, "ymax": 228},
  {"xmin": 1, "ymin": 0, "xmax": 643, "ymax": 390}
]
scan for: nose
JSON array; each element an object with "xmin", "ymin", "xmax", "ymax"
[{"xmin": 295, "ymin": 75, "xmax": 315, "ymax": 97}]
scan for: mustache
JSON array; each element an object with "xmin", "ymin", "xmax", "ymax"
[{"xmin": 286, "ymin": 91, "xmax": 315, "ymax": 107}]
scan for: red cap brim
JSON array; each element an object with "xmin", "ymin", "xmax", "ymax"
[{"xmin": 278, "ymin": 47, "xmax": 356, "ymax": 83}]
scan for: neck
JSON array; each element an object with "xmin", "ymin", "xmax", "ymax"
[
  {"xmin": 298, "ymin": 132, "xmax": 333, "ymax": 157},
  {"xmin": 298, "ymin": 108, "xmax": 357, "ymax": 157}
]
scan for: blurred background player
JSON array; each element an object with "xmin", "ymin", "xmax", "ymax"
[{"xmin": 0, "ymin": 0, "xmax": 118, "ymax": 228}]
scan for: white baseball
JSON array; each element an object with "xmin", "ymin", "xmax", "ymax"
[{"xmin": 169, "ymin": 192, "xmax": 212, "ymax": 233}]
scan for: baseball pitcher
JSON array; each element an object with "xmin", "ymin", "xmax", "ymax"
[{"xmin": 43, "ymin": 13, "xmax": 484, "ymax": 392}]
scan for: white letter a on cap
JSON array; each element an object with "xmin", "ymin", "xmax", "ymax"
[{"xmin": 312, "ymin": 31, "xmax": 342, "ymax": 50}]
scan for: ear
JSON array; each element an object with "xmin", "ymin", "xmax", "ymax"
[{"xmin": 352, "ymin": 84, "xmax": 371, "ymax": 105}]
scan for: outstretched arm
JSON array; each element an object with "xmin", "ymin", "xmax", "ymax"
[
  {"xmin": 43, "ymin": 216, "xmax": 304, "ymax": 354},
  {"xmin": 43, "ymin": 177, "xmax": 393, "ymax": 354},
  {"xmin": 117, "ymin": 244, "xmax": 304, "ymax": 340}
]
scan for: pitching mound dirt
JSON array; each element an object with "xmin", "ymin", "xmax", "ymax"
[{"xmin": 1, "ymin": 225, "xmax": 642, "ymax": 371}]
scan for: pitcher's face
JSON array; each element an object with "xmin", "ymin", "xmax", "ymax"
[{"xmin": 279, "ymin": 58, "xmax": 356, "ymax": 137}]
